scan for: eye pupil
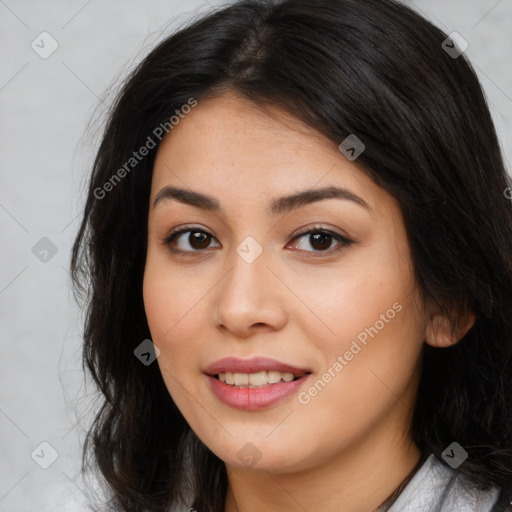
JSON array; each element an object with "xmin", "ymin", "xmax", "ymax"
[
  {"xmin": 190, "ymin": 231, "xmax": 211, "ymax": 249},
  {"xmin": 310, "ymin": 232, "xmax": 332, "ymax": 250}
]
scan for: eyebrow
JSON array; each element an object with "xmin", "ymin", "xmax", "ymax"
[{"xmin": 152, "ymin": 185, "xmax": 372, "ymax": 215}]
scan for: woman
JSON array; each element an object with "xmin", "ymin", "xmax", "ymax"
[{"xmin": 71, "ymin": 0, "xmax": 512, "ymax": 510}]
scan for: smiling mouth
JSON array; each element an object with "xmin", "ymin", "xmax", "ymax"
[{"xmin": 213, "ymin": 371, "xmax": 310, "ymax": 388}]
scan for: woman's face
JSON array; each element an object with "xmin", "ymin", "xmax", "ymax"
[{"xmin": 143, "ymin": 92, "xmax": 427, "ymax": 473}]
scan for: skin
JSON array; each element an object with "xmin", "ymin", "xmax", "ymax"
[{"xmin": 143, "ymin": 91, "xmax": 472, "ymax": 512}]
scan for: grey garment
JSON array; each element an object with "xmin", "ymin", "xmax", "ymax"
[{"xmin": 383, "ymin": 454, "xmax": 510, "ymax": 512}]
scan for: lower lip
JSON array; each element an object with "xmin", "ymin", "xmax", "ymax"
[{"xmin": 206, "ymin": 374, "xmax": 310, "ymax": 411}]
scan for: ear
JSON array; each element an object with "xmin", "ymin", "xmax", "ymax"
[{"xmin": 425, "ymin": 309, "xmax": 476, "ymax": 348}]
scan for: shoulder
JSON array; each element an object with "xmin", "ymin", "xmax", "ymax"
[{"xmin": 389, "ymin": 453, "xmax": 511, "ymax": 512}]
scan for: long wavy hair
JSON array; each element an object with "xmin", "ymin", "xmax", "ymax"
[{"xmin": 71, "ymin": 0, "xmax": 512, "ymax": 510}]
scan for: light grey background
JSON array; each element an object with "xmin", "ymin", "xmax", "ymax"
[{"xmin": 1, "ymin": 1, "xmax": 511, "ymax": 510}]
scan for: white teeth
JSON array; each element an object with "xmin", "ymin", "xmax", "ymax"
[
  {"xmin": 235, "ymin": 373, "xmax": 249, "ymax": 386},
  {"xmin": 249, "ymin": 371, "xmax": 267, "ymax": 386},
  {"xmin": 217, "ymin": 371, "xmax": 297, "ymax": 387},
  {"xmin": 267, "ymin": 371, "xmax": 282, "ymax": 384}
]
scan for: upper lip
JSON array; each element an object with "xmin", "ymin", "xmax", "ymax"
[{"xmin": 204, "ymin": 357, "xmax": 311, "ymax": 377}]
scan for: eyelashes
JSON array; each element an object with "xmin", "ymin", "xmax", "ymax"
[{"xmin": 161, "ymin": 224, "xmax": 354, "ymax": 258}]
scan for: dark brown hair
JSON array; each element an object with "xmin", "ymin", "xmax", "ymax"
[{"xmin": 71, "ymin": 0, "xmax": 512, "ymax": 510}]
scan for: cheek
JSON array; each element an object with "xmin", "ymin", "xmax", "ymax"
[
  {"xmin": 143, "ymin": 265, "xmax": 206, "ymax": 419},
  {"xmin": 297, "ymin": 236, "xmax": 424, "ymax": 399},
  {"xmin": 142, "ymin": 257, "xmax": 203, "ymax": 380},
  {"xmin": 295, "ymin": 244, "xmax": 417, "ymax": 347},
  {"xmin": 143, "ymin": 249, "xmax": 204, "ymax": 341},
  {"xmin": 293, "ymin": 301, "xmax": 423, "ymax": 465}
]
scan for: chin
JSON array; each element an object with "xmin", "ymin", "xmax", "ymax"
[{"xmin": 208, "ymin": 437, "xmax": 311, "ymax": 473}]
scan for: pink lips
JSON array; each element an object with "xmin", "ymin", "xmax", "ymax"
[{"xmin": 204, "ymin": 356, "xmax": 312, "ymax": 411}]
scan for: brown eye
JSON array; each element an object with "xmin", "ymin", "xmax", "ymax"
[
  {"xmin": 188, "ymin": 231, "xmax": 212, "ymax": 250},
  {"xmin": 309, "ymin": 232, "xmax": 333, "ymax": 251},
  {"xmin": 289, "ymin": 227, "xmax": 353, "ymax": 255},
  {"xmin": 164, "ymin": 228, "xmax": 220, "ymax": 253}
]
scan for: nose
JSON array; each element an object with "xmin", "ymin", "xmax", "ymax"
[{"xmin": 213, "ymin": 246, "xmax": 288, "ymax": 338}]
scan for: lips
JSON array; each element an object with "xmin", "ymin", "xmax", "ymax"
[
  {"xmin": 203, "ymin": 356, "xmax": 311, "ymax": 378},
  {"xmin": 204, "ymin": 356, "xmax": 312, "ymax": 410}
]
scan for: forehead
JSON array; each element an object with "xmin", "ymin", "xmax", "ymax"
[{"xmin": 150, "ymin": 92, "xmax": 385, "ymax": 215}]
